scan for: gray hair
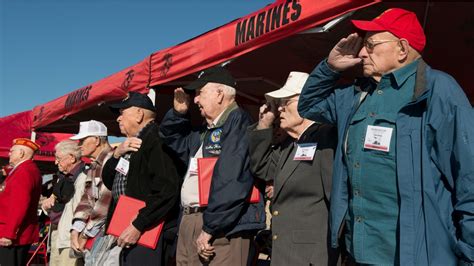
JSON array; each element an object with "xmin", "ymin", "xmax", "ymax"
[
  {"xmin": 55, "ymin": 140, "xmax": 81, "ymax": 160},
  {"xmin": 220, "ymin": 84, "xmax": 236, "ymax": 99}
]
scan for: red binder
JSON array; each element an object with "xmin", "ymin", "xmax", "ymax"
[
  {"xmin": 197, "ymin": 157, "xmax": 260, "ymax": 206},
  {"xmin": 106, "ymin": 195, "xmax": 164, "ymax": 249}
]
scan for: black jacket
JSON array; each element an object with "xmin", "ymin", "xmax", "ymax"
[{"xmin": 103, "ymin": 122, "xmax": 183, "ymax": 232}]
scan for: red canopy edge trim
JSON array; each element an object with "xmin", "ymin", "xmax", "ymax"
[
  {"xmin": 148, "ymin": 0, "xmax": 380, "ymax": 87},
  {"xmin": 0, "ymin": 111, "xmax": 72, "ymax": 161},
  {"xmin": 32, "ymin": 57, "xmax": 152, "ymax": 130}
]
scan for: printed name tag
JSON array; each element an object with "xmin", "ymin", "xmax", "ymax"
[
  {"xmin": 189, "ymin": 158, "xmax": 198, "ymax": 175},
  {"xmin": 364, "ymin": 125, "xmax": 393, "ymax": 152},
  {"xmin": 293, "ymin": 143, "xmax": 317, "ymax": 161},
  {"xmin": 115, "ymin": 157, "xmax": 130, "ymax": 175}
]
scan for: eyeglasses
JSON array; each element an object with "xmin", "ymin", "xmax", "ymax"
[
  {"xmin": 364, "ymin": 39, "xmax": 399, "ymax": 53},
  {"xmin": 55, "ymin": 154, "xmax": 70, "ymax": 163}
]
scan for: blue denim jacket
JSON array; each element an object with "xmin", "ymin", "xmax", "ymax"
[{"xmin": 298, "ymin": 59, "xmax": 474, "ymax": 265}]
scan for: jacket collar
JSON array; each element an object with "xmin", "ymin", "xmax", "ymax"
[{"xmin": 209, "ymin": 102, "xmax": 238, "ymax": 129}]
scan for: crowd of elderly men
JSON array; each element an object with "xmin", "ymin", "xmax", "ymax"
[{"xmin": 1, "ymin": 7, "xmax": 474, "ymax": 266}]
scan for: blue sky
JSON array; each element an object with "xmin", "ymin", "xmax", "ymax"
[{"xmin": 0, "ymin": 0, "xmax": 271, "ymax": 117}]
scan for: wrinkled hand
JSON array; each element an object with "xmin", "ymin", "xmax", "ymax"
[
  {"xmin": 114, "ymin": 137, "xmax": 142, "ymax": 158},
  {"xmin": 174, "ymin": 87, "xmax": 191, "ymax": 114},
  {"xmin": 265, "ymin": 184, "xmax": 274, "ymax": 199},
  {"xmin": 41, "ymin": 195, "xmax": 56, "ymax": 211},
  {"xmin": 117, "ymin": 224, "xmax": 141, "ymax": 248},
  {"xmin": 70, "ymin": 230, "xmax": 86, "ymax": 253},
  {"xmin": 257, "ymin": 102, "xmax": 277, "ymax": 130},
  {"xmin": 196, "ymin": 230, "xmax": 215, "ymax": 261},
  {"xmin": 0, "ymin": 237, "xmax": 12, "ymax": 247},
  {"xmin": 328, "ymin": 33, "xmax": 363, "ymax": 72}
]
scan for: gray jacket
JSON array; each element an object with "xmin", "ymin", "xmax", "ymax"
[{"xmin": 248, "ymin": 123, "xmax": 338, "ymax": 266}]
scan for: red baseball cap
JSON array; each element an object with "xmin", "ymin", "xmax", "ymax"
[{"xmin": 351, "ymin": 8, "xmax": 426, "ymax": 53}]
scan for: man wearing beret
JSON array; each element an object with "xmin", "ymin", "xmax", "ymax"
[
  {"xmin": 159, "ymin": 66, "xmax": 266, "ymax": 265},
  {"xmin": 298, "ymin": 8, "xmax": 474, "ymax": 265},
  {"xmin": 102, "ymin": 92, "xmax": 182, "ymax": 266},
  {"xmin": 0, "ymin": 138, "xmax": 42, "ymax": 265}
]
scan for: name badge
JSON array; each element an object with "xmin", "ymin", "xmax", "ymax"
[
  {"xmin": 364, "ymin": 125, "xmax": 393, "ymax": 152},
  {"xmin": 115, "ymin": 157, "xmax": 130, "ymax": 176},
  {"xmin": 188, "ymin": 158, "xmax": 198, "ymax": 175},
  {"xmin": 293, "ymin": 143, "xmax": 317, "ymax": 161}
]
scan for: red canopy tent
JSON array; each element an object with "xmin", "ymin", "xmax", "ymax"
[
  {"xmin": 0, "ymin": 111, "xmax": 72, "ymax": 173},
  {"xmin": 31, "ymin": 57, "xmax": 151, "ymax": 134},
  {"xmin": 31, "ymin": 0, "xmax": 473, "ymax": 134}
]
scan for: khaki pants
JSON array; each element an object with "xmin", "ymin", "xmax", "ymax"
[
  {"xmin": 176, "ymin": 212, "xmax": 251, "ymax": 266},
  {"xmin": 49, "ymin": 229, "xmax": 84, "ymax": 266}
]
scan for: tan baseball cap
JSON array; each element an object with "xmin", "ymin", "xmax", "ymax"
[{"xmin": 265, "ymin": 71, "xmax": 309, "ymax": 101}]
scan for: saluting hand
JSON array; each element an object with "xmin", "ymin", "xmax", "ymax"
[
  {"xmin": 328, "ymin": 33, "xmax": 363, "ymax": 72},
  {"xmin": 174, "ymin": 87, "xmax": 190, "ymax": 114},
  {"xmin": 257, "ymin": 102, "xmax": 277, "ymax": 130}
]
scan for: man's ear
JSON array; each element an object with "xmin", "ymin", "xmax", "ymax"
[
  {"xmin": 135, "ymin": 108, "xmax": 144, "ymax": 123},
  {"xmin": 217, "ymin": 87, "xmax": 225, "ymax": 104},
  {"xmin": 398, "ymin": 39, "xmax": 410, "ymax": 61}
]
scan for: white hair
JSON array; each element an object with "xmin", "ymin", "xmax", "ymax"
[
  {"xmin": 220, "ymin": 84, "xmax": 236, "ymax": 98},
  {"xmin": 55, "ymin": 140, "xmax": 81, "ymax": 160}
]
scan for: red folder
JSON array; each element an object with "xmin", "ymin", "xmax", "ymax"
[
  {"xmin": 197, "ymin": 157, "xmax": 260, "ymax": 206},
  {"xmin": 106, "ymin": 195, "xmax": 164, "ymax": 249}
]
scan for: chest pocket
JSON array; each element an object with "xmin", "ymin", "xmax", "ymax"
[{"xmin": 365, "ymin": 112, "xmax": 398, "ymax": 158}]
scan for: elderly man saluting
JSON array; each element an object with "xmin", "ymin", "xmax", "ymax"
[
  {"xmin": 160, "ymin": 66, "xmax": 266, "ymax": 265},
  {"xmin": 0, "ymin": 138, "xmax": 42, "ymax": 266},
  {"xmin": 248, "ymin": 71, "xmax": 338, "ymax": 266},
  {"xmin": 298, "ymin": 8, "xmax": 474, "ymax": 265}
]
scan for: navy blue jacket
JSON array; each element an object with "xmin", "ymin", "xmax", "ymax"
[
  {"xmin": 159, "ymin": 103, "xmax": 266, "ymax": 237},
  {"xmin": 298, "ymin": 59, "xmax": 474, "ymax": 265}
]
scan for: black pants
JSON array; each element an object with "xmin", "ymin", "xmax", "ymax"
[
  {"xmin": 0, "ymin": 245, "xmax": 31, "ymax": 266},
  {"xmin": 121, "ymin": 225, "xmax": 177, "ymax": 266}
]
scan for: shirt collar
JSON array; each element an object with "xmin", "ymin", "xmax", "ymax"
[
  {"xmin": 68, "ymin": 161, "xmax": 85, "ymax": 177},
  {"xmin": 380, "ymin": 59, "xmax": 419, "ymax": 89}
]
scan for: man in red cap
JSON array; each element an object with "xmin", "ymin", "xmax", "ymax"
[
  {"xmin": 298, "ymin": 8, "xmax": 474, "ymax": 265},
  {"xmin": 0, "ymin": 138, "xmax": 42, "ymax": 265}
]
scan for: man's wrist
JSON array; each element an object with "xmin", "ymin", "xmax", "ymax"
[{"xmin": 79, "ymin": 231, "xmax": 88, "ymax": 239}]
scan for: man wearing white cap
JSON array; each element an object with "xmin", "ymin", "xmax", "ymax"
[
  {"xmin": 69, "ymin": 120, "xmax": 113, "ymax": 265},
  {"xmin": 248, "ymin": 72, "xmax": 338, "ymax": 265}
]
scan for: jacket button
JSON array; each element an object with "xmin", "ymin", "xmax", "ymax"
[
  {"xmin": 354, "ymin": 162, "xmax": 360, "ymax": 168},
  {"xmin": 356, "ymin": 216, "xmax": 362, "ymax": 222},
  {"xmin": 377, "ymin": 90, "xmax": 383, "ymax": 95},
  {"xmin": 272, "ymin": 235, "xmax": 278, "ymax": 240},
  {"xmin": 273, "ymin": 210, "xmax": 279, "ymax": 216},
  {"xmin": 369, "ymin": 112, "xmax": 376, "ymax": 117}
]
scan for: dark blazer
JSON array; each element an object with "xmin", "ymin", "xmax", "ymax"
[{"xmin": 248, "ymin": 123, "xmax": 338, "ymax": 266}]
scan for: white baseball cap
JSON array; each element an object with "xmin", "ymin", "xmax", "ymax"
[
  {"xmin": 70, "ymin": 120, "xmax": 108, "ymax": 140},
  {"xmin": 265, "ymin": 71, "xmax": 309, "ymax": 101}
]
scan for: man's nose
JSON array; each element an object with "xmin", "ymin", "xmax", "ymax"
[{"xmin": 358, "ymin": 46, "xmax": 368, "ymax": 58}]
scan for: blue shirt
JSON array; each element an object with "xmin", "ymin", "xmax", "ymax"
[{"xmin": 344, "ymin": 60, "xmax": 419, "ymax": 264}]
